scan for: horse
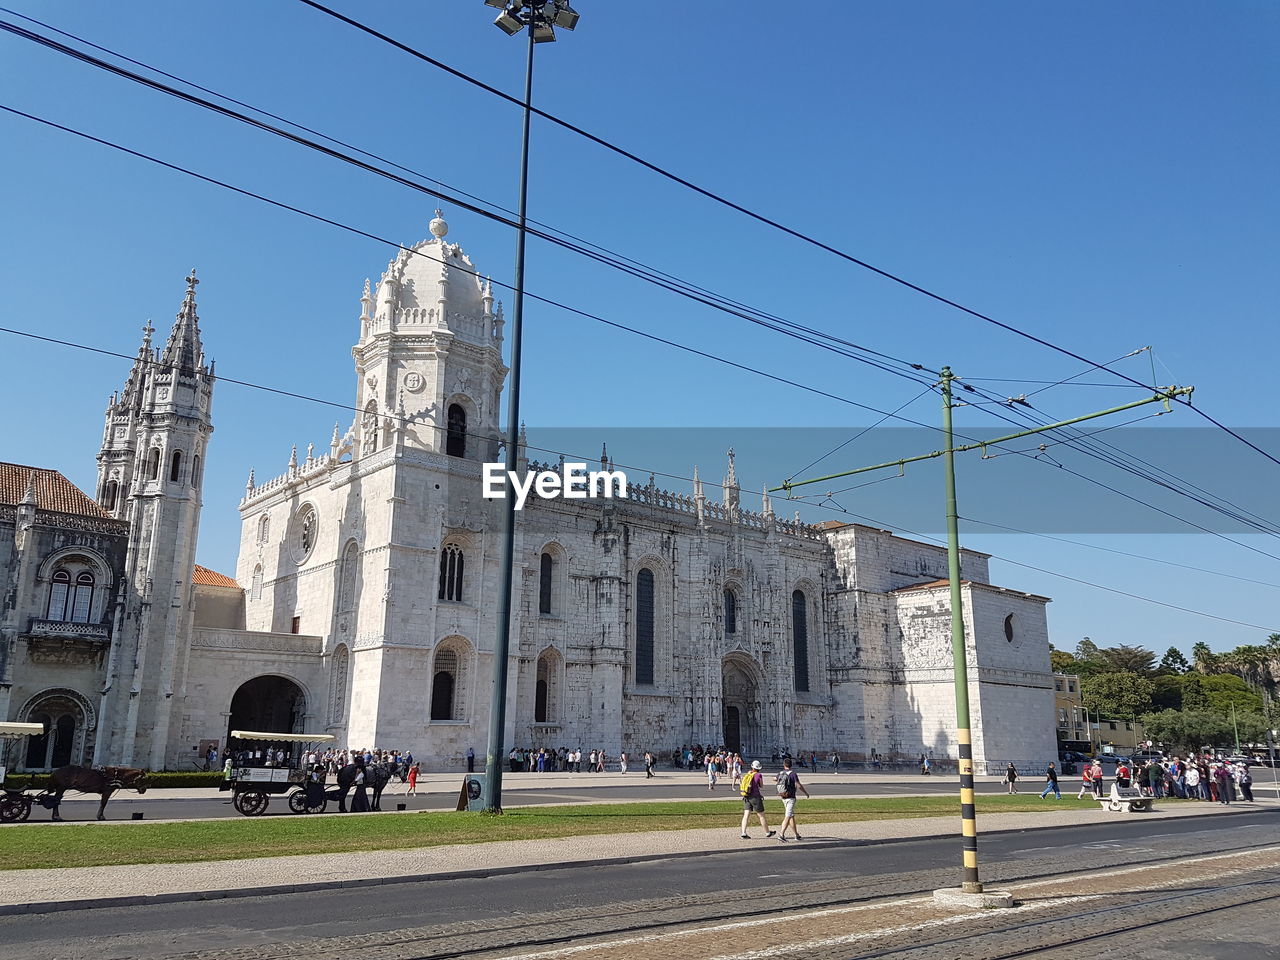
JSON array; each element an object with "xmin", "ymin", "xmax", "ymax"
[
  {"xmin": 46, "ymin": 765, "xmax": 149, "ymax": 821},
  {"xmin": 330, "ymin": 762, "xmax": 393, "ymax": 812}
]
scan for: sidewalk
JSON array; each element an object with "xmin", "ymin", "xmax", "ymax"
[{"xmin": 0, "ymin": 796, "xmax": 1265, "ymax": 915}]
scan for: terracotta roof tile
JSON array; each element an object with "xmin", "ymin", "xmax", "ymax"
[
  {"xmin": 0, "ymin": 463, "xmax": 110, "ymax": 519},
  {"xmin": 193, "ymin": 565, "xmax": 239, "ymax": 589}
]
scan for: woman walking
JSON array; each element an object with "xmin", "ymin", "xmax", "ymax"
[
  {"xmin": 706, "ymin": 754, "xmax": 718, "ymax": 791},
  {"xmin": 406, "ymin": 761, "xmax": 419, "ymax": 796},
  {"xmin": 1004, "ymin": 763, "xmax": 1018, "ymax": 795}
]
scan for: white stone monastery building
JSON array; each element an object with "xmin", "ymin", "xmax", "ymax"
[{"xmin": 0, "ymin": 214, "xmax": 1057, "ymax": 773}]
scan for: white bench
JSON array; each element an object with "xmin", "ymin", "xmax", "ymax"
[{"xmin": 1098, "ymin": 783, "xmax": 1152, "ymax": 813}]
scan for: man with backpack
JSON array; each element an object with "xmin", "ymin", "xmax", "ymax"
[
  {"xmin": 739, "ymin": 760, "xmax": 776, "ymax": 839},
  {"xmin": 775, "ymin": 757, "xmax": 810, "ymax": 841}
]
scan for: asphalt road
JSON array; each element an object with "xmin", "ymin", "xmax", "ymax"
[
  {"xmin": 2, "ymin": 805, "xmax": 1273, "ymax": 960},
  {"xmin": 30, "ymin": 774, "xmax": 1027, "ymax": 821}
]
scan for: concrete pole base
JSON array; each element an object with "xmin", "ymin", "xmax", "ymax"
[{"xmin": 933, "ymin": 887, "xmax": 1016, "ymax": 909}]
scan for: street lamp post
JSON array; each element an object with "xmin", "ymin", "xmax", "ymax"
[{"xmin": 480, "ymin": 1, "xmax": 580, "ymax": 815}]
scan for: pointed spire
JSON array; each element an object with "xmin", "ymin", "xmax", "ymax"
[
  {"xmin": 693, "ymin": 465, "xmax": 704, "ymax": 500},
  {"xmin": 160, "ymin": 269, "xmax": 206, "ymax": 376},
  {"xmin": 20, "ymin": 470, "xmax": 38, "ymax": 506},
  {"xmin": 762, "ymin": 484, "xmax": 773, "ymax": 516},
  {"xmin": 601, "ymin": 443, "xmax": 608, "ymax": 471},
  {"xmin": 359, "ymin": 277, "xmax": 373, "ymax": 321},
  {"xmin": 288, "ymin": 445, "xmax": 298, "ymax": 473},
  {"xmin": 119, "ymin": 320, "xmax": 156, "ymax": 405},
  {"xmin": 245, "ymin": 468, "xmax": 255, "ymax": 494},
  {"xmin": 723, "ymin": 446, "xmax": 740, "ymax": 510}
]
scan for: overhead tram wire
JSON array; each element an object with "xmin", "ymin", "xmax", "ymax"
[
  {"xmin": 0, "ymin": 103, "xmax": 954, "ymax": 434},
  {"xmin": 5, "ymin": 19, "xmax": 1273, "ymax": 548},
  {"xmin": 293, "ymin": 1, "xmax": 1280, "ymax": 474},
  {"xmin": 0, "ymin": 15, "xmax": 939, "ymax": 393}
]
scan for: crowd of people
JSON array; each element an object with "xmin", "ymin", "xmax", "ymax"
[
  {"xmin": 1007, "ymin": 755, "xmax": 1259, "ymax": 803},
  {"xmin": 505, "ymin": 747, "xmax": 659, "ymax": 776}
]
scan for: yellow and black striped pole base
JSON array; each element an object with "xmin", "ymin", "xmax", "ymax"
[{"xmin": 958, "ymin": 730, "xmax": 982, "ymax": 893}]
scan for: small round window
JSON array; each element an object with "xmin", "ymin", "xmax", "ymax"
[
  {"xmin": 1004, "ymin": 613, "xmax": 1016, "ymax": 643},
  {"xmin": 293, "ymin": 505, "xmax": 318, "ymax": 563}
]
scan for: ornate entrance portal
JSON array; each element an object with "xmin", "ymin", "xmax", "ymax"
[{"xmin": 721, "ymin": 656, "xmax": 762, "ymax": 758}]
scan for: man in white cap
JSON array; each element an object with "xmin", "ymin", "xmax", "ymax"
[{"xmin": 739, "ymin": 759, "xmax": 776, "ymax": 839}]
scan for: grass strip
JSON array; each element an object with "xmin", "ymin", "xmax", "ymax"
[{"xmin": 0, "ymin": 795, "xmax": 1101, "ymax": 871}]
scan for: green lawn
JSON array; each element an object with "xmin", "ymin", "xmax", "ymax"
[{"xmin": 0, "ymin": 795, "xmax": 1101, "ymax": 871}]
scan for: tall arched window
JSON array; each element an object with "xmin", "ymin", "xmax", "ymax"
[
  {"xmin": 170, "ymin": 450, "xmax": 183, "ymax": 482},
  {"xmin": 70, "ymin": 572, "xmax": 94, "ymax": 623},
  {"xmin": 439, "ymin": 544, "xmax": 464, "ymax": 602},
  {"xmin": 724, "ymin": 588, "xmax": 738, "ymax": 635},
  {"xmin": 431, "ymin": 649, "xmax": 458, "ymax": 720},
  {"xmin": 339, "ymin": 541, "xmax": 360, "ymax": 612},
  {"xmin": 635, "ymin": 568, "xmax": 655, "ymax": 686},
  {"xmin": 362, "ymin": 400, "xmax": 380, "ymax": 454},
  {"xmin": 258, "ymin": 515, "xmax": 270, "ymax": 544},
  {"xmin": 792, "ymin": 589, "xmax": 810, "ymax": 693},
  {"xmin": 446, "ymin": 403, "xmax": 467, "ymax": 458},
  {"xmin": 101, "ymin": 480, "xmax": 118, "ymax": 512},
  {"xmin": 535, "ymin": 648, "xmax": 560, "ymax": 723},
  {"xmin": 250, "ymin": 564, "xmax": 263, "ymax": 601},
  {"xmin": 191, "ymin": 454, "xmax": 202, "ymax": 488},
  {"xmin": 145, "ymin": 448, "xmax": 161, "ymax": 481},
  {"xmin": 46, "ymin": 571, "xmax": 71, "ymax": 621},
  {"xmin": 539, "ymin": 552, "xmax": 554, "ymax": 615},
  {"xmin": 329, "ymin": 644, "xmax": 350, "ymax": 723}
]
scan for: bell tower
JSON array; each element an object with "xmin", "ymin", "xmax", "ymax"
[
  {"xmin": 350, "ymin": 211, "xmax": 506, "ymax": 461},
  {"xmin": 95, "ymin": 271, "xmax": 214, "ymax": 769}
]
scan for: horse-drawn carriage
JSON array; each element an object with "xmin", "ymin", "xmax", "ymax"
[
  {"xmin": 0, "ymin": 722, "xmax": 53, "ymax": 822},
  {"xmin": 221, "ymin": 730, "xmax": 334, "ymax": 817}
]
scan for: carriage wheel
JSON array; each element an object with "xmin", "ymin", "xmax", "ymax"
[
  {"xmin": 234, "ymin": 791, "xmax": 269, "ymax": 817},
  {"xmin": 287, "ymin": 790, "xmax": 308, "ymax": 815},
  {"xmin": 0, "ymin": 795, "xmax": 31, "ymax": 823},
  {"xmin": 1108, "ymin": 800, "xmax": 1123, "ymax": 812},
  {"xmin": 305, "ymin": 793, "xmax": 327, "ymax": 814}
]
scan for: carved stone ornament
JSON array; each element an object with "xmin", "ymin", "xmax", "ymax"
[
  {"xmin": 158, "ymin": 387, "xmax": 170, "ymax": 401},
  {"xmin": 403, "ymin": 371, "xmax": 426, "ymax": 393}
]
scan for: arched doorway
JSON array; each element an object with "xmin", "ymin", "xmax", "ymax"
[
  {"xmin": 227, "ymin": 676, "xmax": 306, "ymax": 744},
  {"xmin": 22, "ymin": 693, "xmax": 88, "ymax": 770},
  {"xmin": 722, "ymin": 656, "xmax": 762, "ymax": 758}
]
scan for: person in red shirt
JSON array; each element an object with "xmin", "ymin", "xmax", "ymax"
[{"xmin": 1115, "ymin": 761, "xmax": 1131, "ymax": 789}]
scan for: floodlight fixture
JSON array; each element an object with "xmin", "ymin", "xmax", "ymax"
[
  {"xmin": 484, "ymin": 0, "xmax": 507, "ymax": 8},
  {"xmin": 531, "ymin": 19, "xmax": 557, "ymax": 42},
  {"xmin": 494, "ymin": 9, "xmax": 524, "ymax": 35},
  {"xmin": 552, "ymin": 3, "xmax": 579, "ymax": 30}
]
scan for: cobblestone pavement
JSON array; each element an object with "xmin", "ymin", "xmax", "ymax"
[{"xmin": 5, "ymin": 810, "xmax": 1275, "ymax": 960}]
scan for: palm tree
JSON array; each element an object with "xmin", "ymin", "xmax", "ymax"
[{"xmin": 1191, "ymin": 642, "xmax": 1217, "ymax": 673}]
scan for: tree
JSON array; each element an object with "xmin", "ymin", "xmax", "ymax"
[
  {"xmin": 1158, "ymin": 647, "xmax": 1190, "ymax": 675},
  {"xmin": 1151, "ymin": 675, "xmax": 1183, "ymax": 712},
  {"xmin": 1076, "ymin": 637, "xmax": 1102, "ymax": 661},
  {"xmin": 1201, "ymin": 674, "xmax": 1264, "ymax": 715},
  {"xmin": 1181, "ymin": 672, "xmax": 1209, "ymax": 711},
  {"xmin": 1141, "ymin": 709, "xmax": 1231, "ymax": 753},
  {"xmin": 1191, "ymin": 642, "xmax": 1217, "ymax": 672},
  {"xmin": 1049, "ymin": 650, "xmax": 1077, "ymax": 674},
  {"xmin": 1082, "ymin": 672, "xmax": 1154, "ymax": 718},
  {"xmin": 1100, "ymin": 644, "xmax": 1157, "ymax": 675}
]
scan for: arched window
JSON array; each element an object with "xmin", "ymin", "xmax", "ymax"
[
  {"xmin": 1004, "ymin": 613, "xmax": 1016, "ymax": 643},
  {"xmin": 258, "ymin": 515, "xmax": 270, "ymax": 544},
  {"xmin": 431, "ymin": 649, "xmax": 458, "ymax": 720},
  {"xmin": 339, "ymin": 541, "xmax": 360, "ymax": 612},
  {"xmin": 539, "ymin": 552, "xmax": 554, "ymax": 615},
  {"xmin": 45, "ymin": 559, "xmax": 98, "ymax": 623},
  {"xmin": 145, "ymin": 448, "xmax": 161, "ymax": 481},
  {"xmin": 446, "ymin": 403, "xmax": 467, "ymax": 458},
  {"xmin": 635, "ymin": 568, "xmax": 655, "ymax": 686},
  {"xmin": 101, "ymin": 480, "xmax": 118, "ymax": 512},
  {"xmin": 439, "ymin": 544, "xmax": 464, "ymax": 602},
  {"xmin": 251, "ymin": 564, "xmax": 263, "ymax": 601},
  {"xmin": 191, "ymin": 454, "xmax": 202, "ymax": 488},
  {"xmin": 329, "ymin": 644, "xmax": 350, "ymax": 723},
  {"xmin": 792, "ymin": 589, "xmax": 810, "ymax": 693},
  {"xmin": 71, "ymin": 572, "xmax": 94, "ymax": 623},
  {"xmin": 46, "ymin": 571, "xmax": 71, "ymax": 621},
  {"xmin": 535, "ymin": 649, "xmax": 560, "ymax": 723},
  {"xmin": 170, "ymin": 450, "xmax": 183, "ymax": 482},
  {"xmin": 362, "ymin": 400, "xmax": 380, "ymax": 454},
  {"xmin": 724, "ymin": 588, "xmax": 738, "ymax": 635}
]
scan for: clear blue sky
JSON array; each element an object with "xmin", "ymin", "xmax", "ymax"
[{"xmin": 1, "ymin": 1, "xmax": 1276, "ymax": 656}]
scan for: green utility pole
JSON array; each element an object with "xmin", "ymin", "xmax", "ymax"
[{"xmin": 772, "ymin": 371, "xmax": 1193, "ymax": 896}]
